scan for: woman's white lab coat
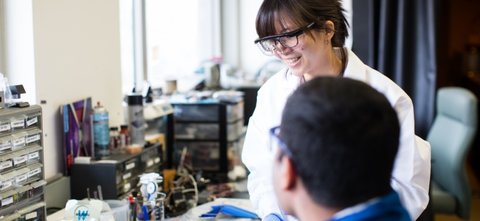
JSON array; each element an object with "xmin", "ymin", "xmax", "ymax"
[{"xmin": 241, "ymin": 48, "xmax": 431, "ymax": 220}]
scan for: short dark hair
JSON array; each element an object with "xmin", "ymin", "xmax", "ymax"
[
  {"xmin": 280, "ymin": 77, "xmax": 400, "ymax": 208},
  {"xmin": 256, "ymin": 0, "xmax": 349, "ymax": 47}
]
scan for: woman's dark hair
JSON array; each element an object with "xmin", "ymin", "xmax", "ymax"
[
  {"xmin": 256, "ymin": 0, "xmax": 349, "ymax": 47},
  {"xmin": 280, "ymin": 77, "xmax": 400, "ymax": 208}
]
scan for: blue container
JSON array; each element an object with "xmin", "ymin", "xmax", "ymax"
[{"xmin": 93, "ymin": 102, "xmax": 110, "ymax": 158}]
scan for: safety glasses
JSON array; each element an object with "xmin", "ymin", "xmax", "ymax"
[{"xmin": 254, "ymin": 22, "xmax": 316, "ymax": 56}]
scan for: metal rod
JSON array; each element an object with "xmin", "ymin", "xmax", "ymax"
[
  {"xmin": 87, "ymin": 187, "xmax": 91, "ymax": 200},
  {"xmin": 97, "ymin": 185, "xmax": 103, "ymax": 200}
]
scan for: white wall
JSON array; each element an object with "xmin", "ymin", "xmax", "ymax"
[
  {"xmin": 3, "ymin": 0, "xmax": 36, "ymax": 104},
  {"xmin": 31, "ymin": 0, "xmax": 124, "ymax": 179}
]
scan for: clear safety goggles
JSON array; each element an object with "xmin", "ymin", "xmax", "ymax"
[{"xmin": 254, "ymin": 22, "xmax": 316, "ymax": 56}]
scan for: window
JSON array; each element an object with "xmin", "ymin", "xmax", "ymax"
[
  {"xmin": 0, "ymin": 1, "xmax": 5, "ymax": 74},
  {"xmin": 121, "ymin": 0, "xmax": 221, "ymax": 94}
]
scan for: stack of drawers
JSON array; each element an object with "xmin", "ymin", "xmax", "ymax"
[
  {"xmin": 172, "ymin": 99, "xmax": 245, "ymax": 182},
  {"xmin": 0, "ymin": 105, "xmax": 46, "ymax": 220},
  {"xmin": 70, "ymin": 144, "xmax": 163, "ymax": 200}
]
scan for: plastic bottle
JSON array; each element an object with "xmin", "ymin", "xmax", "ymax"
[
  {"xmin": 0, "ymin": 73, "xmax": 13, "ymax": 108},
  {"xmin": 93, "ymin": 102, "xmax": 110, "ymax": 158},
  {"xmin": 109, "ymin": 126, "xmax": 120, "ymax": 153},
  {"xmin": 127, "ymin": 95, "xmax": 145, "ymax": 146},
  {"xmin": 119, "ymin": 124, "xmax": 130, "ymax": 149}
]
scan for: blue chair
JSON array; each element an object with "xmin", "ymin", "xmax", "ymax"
[{"xmin": 428, "ymin": 87, "xmax": 477, "ymax": 220}]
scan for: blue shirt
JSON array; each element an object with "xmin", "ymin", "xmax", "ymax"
[{"xmin": 331, "ymin": 191, "xmax": 411, "ymax": 221}]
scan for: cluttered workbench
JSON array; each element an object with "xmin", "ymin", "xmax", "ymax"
[
  {"xmin": 47, "ymin": 198, "xmax": 256, "ymax": 221},
  {"xmin": 52, "ymin": 140, "xmax": 251, "ymax": 221},
  {"xmin": 48, "ymin": 91, "xmax": 254, "ymax": 220},
  {"xmin": 47, "ymin": 179, "xmax": 255, "ymax": 221}
]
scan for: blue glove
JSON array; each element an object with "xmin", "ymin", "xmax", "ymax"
[
  {"xmin": 263, "ymin": 213, "xmax": 284, "ymax": 221},
  {"xmin": 200, "ymin": 204, "xmax": 259, "ymax": 219}
]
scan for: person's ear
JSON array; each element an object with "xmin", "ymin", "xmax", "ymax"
[
  {"xmin": 279, "ymin": 156, "xmax": 297, "ymax": 190},
  {"xmin": 324, "ymin": 20, "xmax": 335, "ymax": 39}
]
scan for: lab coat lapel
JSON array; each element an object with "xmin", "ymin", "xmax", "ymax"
[
  {"xmin": 281, "ymin": 70, "xmax": 303, "ymax": 108},
  {"xmin": 343, "ymin": 49, "xmax": 369, "ymax": 82},
  {"xmin": 269, "ymin": 69, "xmax": 302, "ymax": 127}
]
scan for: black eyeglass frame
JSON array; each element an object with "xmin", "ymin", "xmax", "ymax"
[{"xmin": 254, "ymin": 22, "xmax": 316, "ymax": 52}]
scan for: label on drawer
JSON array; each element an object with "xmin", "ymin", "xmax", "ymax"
[
  {"xmin": 29, "ymin": 168, "xmax": 42, "ymax": 177},
  {"xmin": 11, "ymin": 119, "xmax": 25, "ymax": 128},
  {"xmin": 26, "ymin": 134, "xmax": 41, "ymax": 144},
  {"xmin": 123, "ymin": 183, "xmax": 131, "ymax": 192},
  {"xmin": 0, "ymin": 160, "xmax": 12, "ymax": 170},
  {"xmin": 125, "ymin": 162, "xmax": 135, "ymax": 170},
  {"xmin": 146, "ymin": 159, "xmax": 153, "ymax": 167},
  {"xmin": 1, "ymin": 196, "xmax": 13, "ymax": 206},
  {"xmin": 123, "ymin": 172, "xmax": 131, "ymax": 180},
  {"xmin": 0, "ymin": 123, "xmax": 11, "ymax": 132},
  {"xmin": 26, "ymin": 211, "xmax": 38, "ymax": 219},
  {"xmin": 13, "ymin": 137, "xmax": 26, "ymax": 147},
  {"xmin": 0, "ymin": 141, "xmax": 11, "ymax": 151},
  {"xmin": 26, "ymin": 117, "xmax": 38, "ymax": 127},
  {"xmin": 16, "ymin": 173, "xmax": 28, "ymax": 183},
  {"xmin": 1, "ymin": 179, "xmax": 13, "ymax": 190},
  {"xmin": 13, "ymin": 155, "xmax": 28, "ymax": 165},
  {"xmin": 29, "ymin": 151, "xmax": 40, "ymax": 160}
]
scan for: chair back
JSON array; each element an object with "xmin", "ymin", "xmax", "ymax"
[{"xmin": 428, "ymin": 87, "xmax": 477, "ymax": 219}]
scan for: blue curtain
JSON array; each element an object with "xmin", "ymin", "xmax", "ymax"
[{"xmin": 351, "ymin": 0, "xmax": 439, "ymax": 138}]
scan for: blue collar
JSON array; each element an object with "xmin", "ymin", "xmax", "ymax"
[{"xmin": 331, "ymin": 191, "xmax": 411, "ymax": 221}]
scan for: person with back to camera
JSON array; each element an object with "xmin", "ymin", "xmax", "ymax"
[
  {"xmin": 271, "ymin": 77, "xmax": 411, "ymax": 221},
  {"xmin": 241, "ymin": 0, "xmax": 431, "ymax": 220}
]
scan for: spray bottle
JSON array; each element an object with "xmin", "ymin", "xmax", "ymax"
[{"xmin": 93, "ymin": 101, "xmax": 110, "ymax": 158}]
